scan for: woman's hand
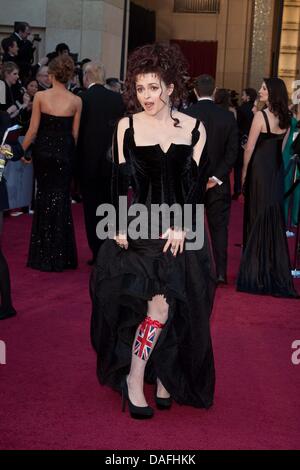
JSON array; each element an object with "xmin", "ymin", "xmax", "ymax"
[
  {"xmin": 241, "ymin": 168, "xmax": 247, "ymax": 188},
  {"xmin": 22, "ymin": 92, "xmax": 31, "ymax": 108},
  {"xmin": 6, "ymin": 105, "xmax": 18, "ymax": 117},
  {"xmin": 162, "ymin": 228, "xmax": 186, "ymax": 257},
  {"xmin": 114, "ymin": 233, "xmax": 129, "ymax": 250},
  {"xmin": 206, "ymin": 177, "xmax": 218, "ymax": 191},
  {"xmin": 21, "ymin": 156, "xmax": 32, "ymax": 165}
]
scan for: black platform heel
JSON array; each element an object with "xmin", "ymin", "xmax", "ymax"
[
  {"xmin": 155, "ymin": 384, "xmax": 172, "ymax": 410},
  {"xmin": 121, "ymin": 377, "xmax": 154, "ymax": 419}
]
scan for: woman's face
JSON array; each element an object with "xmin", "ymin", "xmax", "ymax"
[
  {"xmin": 26, "ymin": 80, "xmax": 38, "ymax": 97},
  {"xmin": 259, "ymin": 82, "xmax": 269, "ymax": 103},
  {"xmin": 135, "ymin": 73, "xmax": 174, "ymax": 116},
  {"xmin": 5, "ymin": 68, "xmax": 19, "ymax": 86}
]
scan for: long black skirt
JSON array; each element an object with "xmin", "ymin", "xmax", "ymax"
[{"xmin": 90, "ymin": 235, "xmax": 216, "ymax": 409}]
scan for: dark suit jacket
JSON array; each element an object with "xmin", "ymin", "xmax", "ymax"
[
  {"xmin": 237, "ymin": 101, "xmax": 254, "ymax": 139},
  {"xmin": 77, "ymin": 84, "xmax": 124, "ymax": 182},
  {"xmin": 2, "ymin": 53, "xmax": 18, "ymax": 63},
  {"xmin": 185, "ymin": 99, "xmax": 238, "ymax": 183},
  {"xmin": 11, "ymin": 33, "xmax": 35, "ymax": 67}
]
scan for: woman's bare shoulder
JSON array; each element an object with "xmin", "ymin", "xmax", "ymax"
[
  {"xmin": 72, "ymin": 93, "xmax": 82, "ymax": 108},
  {"xmin": 34, "ymin": 90, "xmax": 45, "ymax": 101},
  {"xmin": 118, "ymin": 116, "xmax": 130, "ymax": 131}
]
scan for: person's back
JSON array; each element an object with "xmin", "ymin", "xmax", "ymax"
[
  {"xmin": 77, "ymin": 61, "xmax": 124, "ymax": 263},
  {"xmin": 22, "ymin": 55, "xmax": 82, "ymax": 272},
  {"xmin": 78, "ymin": 65, "xmax": 124, "ymax": 180},
  {"xmin": 185, "ymin": 74, "xmax": 238, "ymax": 284},
  {"xmin": 38, "ymin": 87, "xmax": 78, "ymax": 117},
  {"xmin": 187, "ymin": 93, "xmax": 237, "ymax": 181}
]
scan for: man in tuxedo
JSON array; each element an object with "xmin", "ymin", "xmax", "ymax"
[
  {"xmin": 186, "ymin": 75, "xmax": 238, "ymax": 284},
  {"xmin": 11, "ymin": 22, "xmax": 35, "ymax": 81},
  {"xmin": 233, "ymin": 88, "xmax": 257, "ymax": 199},
  {"xmin": 1, "ymin": 37, "xmax": 19, "ymax": 63},
  {"xmin": 77, "ymin": 62, "xmax": 124, "ymax": 264}
]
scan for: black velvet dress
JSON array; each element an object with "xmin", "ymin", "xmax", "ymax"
[
  {"xmin": 27, "ymin": 113, "xmax": 77, "ymax": 272},
  {"xmin": 237, "ymin": 110, "xmax": 298, "ymax": 297},
  {"xmin": 90, "ymin": 117, "xmax": 216, "ymax": 409}
]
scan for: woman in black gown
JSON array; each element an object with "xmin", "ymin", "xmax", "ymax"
[
  {"xmin": 91, "ymin": 44, "xmax": 216, "ymax": 419},
  {"xmin": 237, "ymin": 78, "xmax": 298, "ymax": 297},
  {"xmin": 22, "ymin": 56, "xmax": 82, "ymax": 272}
]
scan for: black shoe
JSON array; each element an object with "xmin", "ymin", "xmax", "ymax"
[
  {"xmin": 155, "ymin": 384, "xmax": 172, "ymax": 410},
  {"xmin": 121, "ymin": 377, "xmax": 154, "ymax": 419},
  {"xmin": 0, "ymin": 306, "xmax": 17, "ymax": 320},
  {"xmin": 155, "ymin": 395, "xmax": 172, "ymax": 410},
  {"xmin": 216, "ymin": 275, "xmax": 227, "ymax": 286}
]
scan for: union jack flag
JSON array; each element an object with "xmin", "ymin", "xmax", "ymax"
[{"xmin": 134, "ymin": 323, "xmax": 156, "ymax": 360}]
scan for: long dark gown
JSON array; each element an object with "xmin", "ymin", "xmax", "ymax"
[
  {"xmin": 237, "ymin": 110, "xmax": 298, "ymax": 297},
  {"xmin": 27, "ymin": 113, "xmax": 77, "ymax": 272},
  {"xmin": 90, "ymin": 117, "xmax": 216, "ymax": 409}
]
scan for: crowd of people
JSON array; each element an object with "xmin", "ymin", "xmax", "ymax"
[{"xmin": 0, "ymin": 26, "xmax": 299, "ymax": 419}]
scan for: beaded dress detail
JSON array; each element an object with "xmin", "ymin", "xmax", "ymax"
[{"xmin": 27, "ymin": 113, "xmax": 77, "ymax": 272}]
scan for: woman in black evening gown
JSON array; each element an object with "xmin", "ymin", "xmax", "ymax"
[
  {"xmin": 237, "ymin": 78, "xmax": 298, "ymax": 297},
  {"xmin": 91, "ymin": 44, "xmax": 216, "ymax": 419},
  {"xmin": 22, "ymin": 55, "xmax": 82, "ymax": 272}
]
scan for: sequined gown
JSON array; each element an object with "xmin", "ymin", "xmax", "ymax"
[
  {"xmin": 27, "ymin": 113, "xmax": 77, "ymax": 272},
  {"xmin": 90, "ymin": 117, "xmax": 216, "ymax": 408}
]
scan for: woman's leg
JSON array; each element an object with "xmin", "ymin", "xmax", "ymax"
[{"xmin": 127, "ymin": 294, "xmax": 168, "ymax": 406}]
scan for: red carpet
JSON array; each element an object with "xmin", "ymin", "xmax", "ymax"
[{"xmin": 0, "ymin": 201, "xmax": 300, "ymax": 450}]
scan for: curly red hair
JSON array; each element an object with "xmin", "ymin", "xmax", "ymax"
[{"xmin": 123, "ymin": 43, "xmax": 189, "ymax": 117}]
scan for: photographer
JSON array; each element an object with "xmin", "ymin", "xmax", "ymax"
[{"xmin": 11, "ymin": 22, "xmax": 39, "ymax": 81}]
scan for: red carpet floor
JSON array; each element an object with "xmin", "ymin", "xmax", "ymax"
[{"xmin": 0, "ymin": 201, "xmax": 300, "ymax": 450}]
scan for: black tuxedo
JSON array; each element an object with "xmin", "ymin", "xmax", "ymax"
[
  {"xmin": 77, "ymin": 84, "xmax": 124, "ymax": 260},
  {"xmin": 11, "ymin": 33, "xmax": 35, "ymax": 80},
  {"xmin": 234, "ymin": 101, "xmax": 254, "ymax": 194},
  {"xmin": 237, "ymin": 101, "xmax": 254, "ymax": 138},
  {"xmin": 2, "ymin": 53, "xmax": 18, "ymax": 64},
  {"xmin": 186, "ymin": 99, "xmax": 238, "ymax": 279},
  {"xmin": 37, "ymin": 82, "xmax": 49, "ymax": 92}
]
